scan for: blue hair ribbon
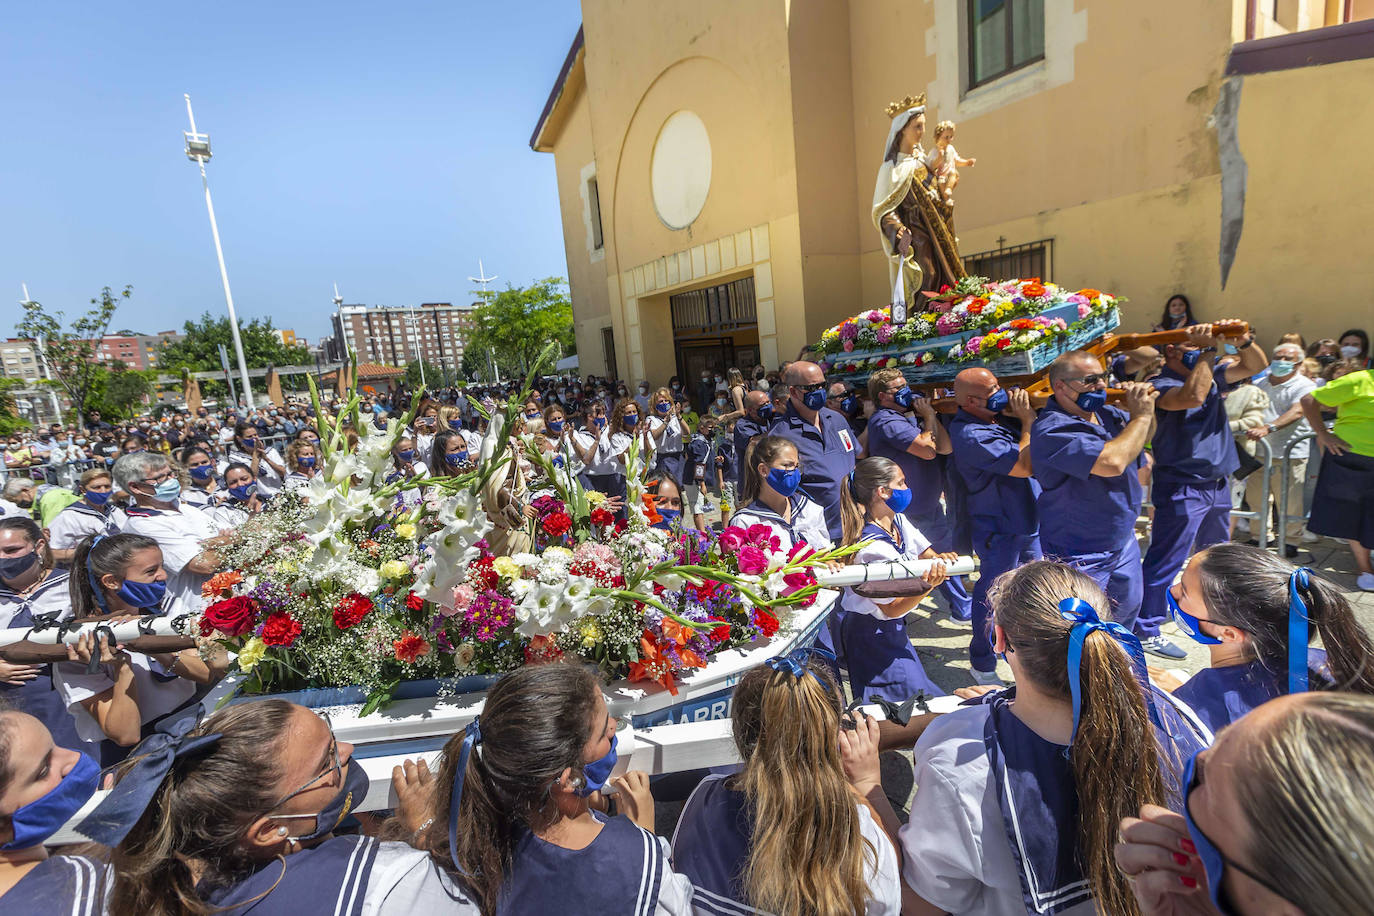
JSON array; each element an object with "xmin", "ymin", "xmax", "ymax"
[
  {"xmin": 1288, "ymin": 568, "xmax": 1312, "ymax": 694},
  {"xmin": 85, "ymin": 533, "xmax": 110, "ymax": 615},
  {"xmin": 448, "ymin": 717, "xmax": 482, "ymax": 873},
  {"xmin": 81, "ymin": 714, "xmax": 221, "ymax": 846},
  {"xmin": 1059, "ymin": 597, "xmax": 1162, "ymax": 743},
  {"xmin": 765, "ymin": 645, "xmax": 837, "ymax": 684}
]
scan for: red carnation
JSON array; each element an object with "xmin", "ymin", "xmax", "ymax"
[
  {"xmin": 405, "ymin": 592, "xmax": 425, "ymax": 612},
  {"xmin": 708, "ymin": 619, "xmax": 732, "ymax": 642},
  {"xmin": 541, "ymin": 511, "xmax": 572, "ymax": 537},
  {"xmin": 590, "ymin": 507, "xmax": 615, "ymax": 528},
  {"xmin": 752, "ymin": 608, "xmax": 780, "ymax": 637},
  {"xmin": 996, "ymin": 338, "xmax": 1012, "ymax": 350},
  {"xmin": 260, "ymin": 612, "xmax": 303, "ymax": 647},
  {"xmin": 201, "ymin": 596, "xmax": 257, "ymax": 637},
  {"xmin": 332, "ymin": 593, "xmax": 373, "ymax": 630},
  {"xmin": 393, "ymin": 631, "xmax": 431, "ymax": 663}
]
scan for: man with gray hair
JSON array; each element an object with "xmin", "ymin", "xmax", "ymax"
[
  {"xmin": 114, "ymin": 452, "xmax": 227, "ymax": 613},
  {"xmin": 0, "ymin": 477, "xmax": 38, "ymax": 519},
  {"xmin": 1246, "ymin": 340, "xmax": 1316, "ymax": 552}
]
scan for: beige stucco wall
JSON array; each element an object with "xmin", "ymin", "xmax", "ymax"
[{"xmin": 540, "ymin": 0, "xmax": 1370, "ymax": 382}]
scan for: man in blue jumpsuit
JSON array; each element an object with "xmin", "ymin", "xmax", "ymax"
[
  {"xmin": 768, "ymin": 361, "xmax": 857, "ymax": 541},
  {"xmin": 949, "ymin": 368, "xmax": 1042, "ymax": 684},
  {"xmin": 864, "ymin": 367, "xmax": 972, "ymax": 621},
  {"xmin": 1030, "ymin": 352, "xmax": 1158, "ymax": 633},
  {"xmin": 1137, "ymin": 323, "xmax": 1269, "ymax": 657},
  {"xmin": 732, "ymin": 389, "xmax": 774, "ymax": 484}
]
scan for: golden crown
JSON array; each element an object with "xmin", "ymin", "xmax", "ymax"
[{"xmin": 885, "ymin": 93, "xmax": 927, "ymax": 119}]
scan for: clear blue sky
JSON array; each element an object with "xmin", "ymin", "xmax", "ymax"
[{"xmin": 0, "ymin": 1, "xmax": 582, "ymax": 344}]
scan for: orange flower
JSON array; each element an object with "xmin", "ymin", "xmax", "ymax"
[
  {"xmin": 1022, "ymin": 282, "xmax": 1047, "ymax": 298},
  {"xmin": 628, "ymin": 631, "xmax": 678, "ymax": 695},
  {"xmin": 641, "ymin": 494, "xmax": 662, "ymax": 526},
  {"xmin": 1077, "ymin": 288, "xmax": 1102, "ymax": 299},
  {"xmin": 202, "ymin": 570, "xmax": 243, "ymax": 599}
]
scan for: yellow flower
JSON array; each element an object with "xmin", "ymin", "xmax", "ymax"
[
  {"xmin": 237, "ymin": 636, "xmax": 267, "ymax": 673},
  {"xmin": 380, "ymin": 559, "xmax": 410, "ymax": 580},
  {"xmin": 395, "ymin": 522, "xmax": 417, "ymax": 540},
  {"xmin": 585, "ymin": 490, "xmax": 607, "ymax": 507},
  {"xmin": 544, "ymin": 546, "xmax": 573, "ymax": 562},
  {"xmin": 492, "ymin": 556, "xmax": 522, "ymax": 580},
  {"xmin": 580, "ymin": 618, "xmax": 603, "ymax": 648}
]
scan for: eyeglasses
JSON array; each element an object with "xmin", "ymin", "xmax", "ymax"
[
  {"xmin": 794, "ymin": 382, "xmax": 827, "ymax": 394},
  {"xmin": 140, "ymin": 468, "xmax": 175, "ymax": 486},
  {"xmin": 268, "ymin": 713, "xmax": 342, "ymax": 812}
]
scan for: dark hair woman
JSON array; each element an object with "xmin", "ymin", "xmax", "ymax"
[
  {"xmin": 1155, "ymin": 294, "xmax": 1197, "ymax": 332},
  {"xmin": 429, "ymin": 429, "xmax": 472, "ymax": 478}
]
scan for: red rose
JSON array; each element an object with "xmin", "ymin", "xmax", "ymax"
[
  {"xmin": 541, "ymin": 511, "xmax": 572, "ymax": 537},
  {"xmin": 201, "ymin": 596, "xmax": 257, "ymax": 637},
  {"xmin": 405, "ymin": 592, "xmax": 425, "ymax": 612},
  {"xmin": 260, "ymin": 612, "xmax": 303, "ymax": 647},
  {"xmin": 332, "ymin": 593, "xmax": 373, "ymax": 630},
  {"xmin": 393, "ymin": 630, "xmax": 431, "ymax": 663},
  {"xmin": 590, "ymin": 507, "xmax": 615, "ymax": 528},
  {"xmin": 752, "ymin": 608, "xmax": 780, "ymax": 637},
  {"xmin": 996, "ymin": 338, "xmax": 1012, "ymax": 349}
]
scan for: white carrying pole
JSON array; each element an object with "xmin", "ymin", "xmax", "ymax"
[
  {"xmin": 816, "ymin": 555, "xmax": 978, "ymax": 588},
  {"xmin": 185, "ymin": 94, "xmax": 255, "ymax": 409},
  {"xmin": 0, "ymin": 613, "xmax": 190, "ymax": 648}
]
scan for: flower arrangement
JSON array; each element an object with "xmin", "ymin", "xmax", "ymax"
[
  {"xmin": 196, "ymin": 345, "xmax": 855, "ymax": 713},
  {"xmin": 815, "ymin": 277, "xmax": 1124, "ymax": 357}
]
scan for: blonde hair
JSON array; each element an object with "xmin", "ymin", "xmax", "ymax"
[
  {"xmin": 934, "ymin": 119, "xmax": 955, "ymax": 139},
  {"xmin": 988, "ymin": 561, "xmax": 1169, "ymax": 916},
  {"xmin": 1231, "ymin": 693, "xmax": 1374, "ymax": 915},
  {"xmin": 731, "ymin": 661, "xmax": 872, "ymax": 915}
]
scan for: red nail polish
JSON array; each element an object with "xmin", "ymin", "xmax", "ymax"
[
  {"xmin": 1173, "ymin": 853, "xmax": 1190, "ymax": 866},
  {"xmin": 1180, "ymin": 838, "xmax": 1197, "ymax": 854},
  {"xmin": 1180, "ymin": 876, "xmax": 1198, "ymax": 888}
]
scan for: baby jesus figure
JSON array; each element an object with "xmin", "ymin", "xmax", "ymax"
[{"xmin": 926, "ymin": 120, "xmax": 976, "ymax": 205}]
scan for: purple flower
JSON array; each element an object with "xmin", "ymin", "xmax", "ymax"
[
  {"xmin": 876, "ymin": 324, "xmax": 894, "ymax": 344},
  {"xmin": 839, "ymin": 322, "xmax": 858, "ymax": 340}
]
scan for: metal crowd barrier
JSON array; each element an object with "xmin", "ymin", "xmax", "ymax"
[
  {"xmin": 1227, "ymin": 436, "xmax": 1273, "ymax": 549},
  {"xmin": 0, "ymin": 432, "xmax": 299, "ymax": 488},
  {"xmin": 1276, "ymin": 432, "xmax": 1317, "ymax": 557}
]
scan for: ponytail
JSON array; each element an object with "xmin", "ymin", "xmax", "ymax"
[
  {"xmin": 69, "ymin": 533, "xmax": 160, "ymax": 620},
  {"xmin": 1194, "ymin": 544, "xmax": 1374, "ymax": 695},
  {"xmin": 427, "ymin": 663, "xmax": 601, "ymax": 913},
  {"xmin": 839, "ymin": 457, "xmax": 899, "ymax": 550},
  {"xmin": 731, "ymin": 660, "xmax": 871, "ymax": 915},
  {"xmin": 989, "ymin": 561, "xmax": 1167, "ymax": 916}
]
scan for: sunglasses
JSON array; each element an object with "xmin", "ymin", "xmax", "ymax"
[
  {"xmin": 1065, "ymin": 372, "xmax": 1111, "ymax": 387},
  {"xmin": 794, "ymin": 382, "xmax": 827, "ymax": 394}
]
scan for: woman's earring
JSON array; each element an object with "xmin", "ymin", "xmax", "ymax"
[{"xmin": 277, "ymin": 826, "xmax": 288, "ymax": 836}]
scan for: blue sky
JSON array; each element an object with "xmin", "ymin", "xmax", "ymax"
[{"xmin": 0, "ymin": 1, "xmax": 582, "ymax": 344}]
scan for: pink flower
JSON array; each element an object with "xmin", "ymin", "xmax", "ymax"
[
  {"xmin": 737, "ymin": 544, "xmax": 770, "ymax": 575},
  {"xmin": 745, "ymin": 524, "xmax": 782, "ymax": 553},
  {"xmin": 718, "ymin": 527, "xmax": 747, "ymax": 555},
  {"xmin": 864, "ymin": 310, "xmax": 884, "ymax": 323},
  {"xmin": 787, "ymin": 541, "xmax": 816, "ymax": 563},
  {"xmin": 1077, "ymin": 303, "xmax": 1092, "ymax": 319},
  {"xmin": 876, "ymin": 324, "xmax": 894, "ymax": 344},
  {"xmin": 447, "ymin": 585, "xmax": 475, "ymax": 616},
  {"xmin": 966, "ymin": 337, "xmax": 983, "ymax": 354},
  {"xmin": 843, "ymin": 339, "xmax": 855, "ymax": 352},
  {"xmin": 935, "ymin": 314, "xmax": 962, "ymax": 335},
  {"xmin": 1052, "ymin": 318, "xmax": 1068, "ymax": 330}
]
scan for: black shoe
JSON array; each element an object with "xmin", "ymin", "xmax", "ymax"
[
  {"xmin": 1284, "ymin": 545, "xmax": 1301, "ymax": 559},
  {"xmin": 1244, "ymin": 539, "xmax": 1259, "ymax": 547}
]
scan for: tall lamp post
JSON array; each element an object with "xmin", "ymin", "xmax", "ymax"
[
  {"xmin": 183, "ymin": 93, "xmax": 255, "ymax": 409},
  {"xmin": 405, "ymin": 306, "xmax": 427, "ymax": 390},
  {"xmin": 19, "ymin": 284, "xmax": 64, "ymax": 423}
]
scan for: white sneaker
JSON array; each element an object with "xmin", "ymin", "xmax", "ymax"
[
  {"xmin": 970, "ymin": 668, "xmax": 1005, "ymax": 687},
  {"xmin": 1358, "ymin": 572, "xmax": 1374, "ymax": 592},
  {"xmin": 1302, "ymin": 530, "xmax": 1321, "ymax": 544}
]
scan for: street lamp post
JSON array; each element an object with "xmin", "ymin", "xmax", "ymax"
[
  {"xmin": 183, "ymin": 93, "xmax": 255, "ymax": 409},
  {"xmin": 405, "ymin": 306, "xmax": 427, "ymax": 390},
  {"xmin": 19, "ymin": 285, "xmax": 65, "ymax": 423}
]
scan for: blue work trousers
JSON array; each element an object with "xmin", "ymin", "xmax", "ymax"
[{"xmin": 1046, "ymin": 538, "xmax": 1144, "ymax": 633}]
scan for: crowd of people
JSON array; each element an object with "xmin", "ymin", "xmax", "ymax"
[{"xmin": 0, "ymin": 304, "xmax": 1372, "ymax": 914}]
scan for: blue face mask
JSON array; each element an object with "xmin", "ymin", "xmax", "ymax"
[
  {"xmin": 986, "ymin": 388, "xmax": 1009, "ymax": 413},
  {"xmin": 757, "ymin": 403, "xmax": 775, "ymax": 422},
  {"xmin": 1269, "ymin": 359, "xmax": 1295, "ymax": 376},
  {"xmin": 1223, "ymin": 343, "xmax": 1238, "ymax": 355},
  {"xmin": 575, "ymin": 735, "xmax": 618, "ymax": 797},
  {"xmin": 654, "ymin": 508, "xmax": 682, "ymax": 528},
  {"xmin": 445, "ymin": 451, "xmax": 468, "ymax": 466},
  {"xmin": 1, "ymin": 752, "xmax": 99, "ymax": 850},
  {"xmin": 279, "ymin": 759, "xmax": 371, "ymax": 843},
  {"xmin": 298, "ymin": 456, "xmax": 317, "ymax": 468},
  {"xmin": 547, "ymin": 420, "xmax": 565, "ymax": 433},
  {"xmin": 1167, "ymin": 586, "xmax": 1221, "ymax": 645},
  {"xmin": 841, "ymin": 395, "xmax": 859, "ymax": 414},
  {"xmin": 1075, "ymin": 389, "xmax": 1107, "ymax": 413},
  {"xmin": 153, "ymin": 478, "xmax": 182, "ymax": 502},
  {"xmin": 884, "ymin": 485, "xmax": 913, "ymax": 514},
  {"xmin": 0, "ymin": 550, "xmax": 38, "ymax": 581},
  {"xmin": 622, "ymin": 414, "xmax": 638, "ymax": 428},
  {"xmin": 801, "ymin": 388, "xmax": 827, "ymax": 411},
  {"xmin": 655, "ymin": 402, "xmax": 670, "ymax": 414},
  {"xmin": 229, "ymin": 483, "xmax": 257, "ymax": 502},
  {"xmin": 189, "ymin": 464, "xmax": 214, "ymax": 481},
  {"xmin": 892, "ymin": 386, "xmax": 915, "ymax": 408},
  {"xmin": 85, "ymin": 489, "xmax": 112, "ymax": 506},
  {"xmin": 525, "ymin": 411, "xmax": 540, "ymax": 420},
  {"xmin": 449, "ymin": 421, "xmax": 464, "ymax": 431},
  {"xmin": 397, "ymin": 450, "xmax": 415, "ymax": 463},
  {"xmin": 241, "ymin": 437, "xmax": 257, "ymax": 449},
  {"xmin": 765, "ymin": 466, "xmax": 802, "ymax": 497},
  {"xmin": 594, "ymin": 416, "xmax": 607, "ymax": 429},
  {"xmin": 1180, "ymin": 348, "xmax": 1202, "ymax": 370},
  {"xmin": 117, "ymin": 578, "xmax": 167, "ymax": 610}
]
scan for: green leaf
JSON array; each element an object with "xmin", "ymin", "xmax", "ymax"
[{"xmin": 359, "ymin": 677, "xmax": 401, "ymax": 716}]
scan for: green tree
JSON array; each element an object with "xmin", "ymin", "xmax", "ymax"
[
  {"xmin": 92, "ymin": 361, "xmax": 157, "ymax": 417},
  {"xmin": 467, "ymin": 278, "xmax": 574, "ymax": 377},
  {"xmin": 16, "ymin": 285, "xmax": 128, "ymax": 426},
  {"xmin": 0, "ymin": 378, "xmax": 31, "ymax": 435},
  {"xmin": 159, "ymin": 312, "xmax": 310, "ymax": 375},
  {"xmin": 403, "ymin": 359, "xmax": 444, "ymax": 389}
]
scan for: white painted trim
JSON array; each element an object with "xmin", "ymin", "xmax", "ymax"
[{"xmin": 579, "ymin": 160, "xmax": 606, "ymax": 264}]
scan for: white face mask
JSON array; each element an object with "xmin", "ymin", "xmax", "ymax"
[{"xmin": 1340, "ymin": 345, "xmax": 1362, "ymax": 359}]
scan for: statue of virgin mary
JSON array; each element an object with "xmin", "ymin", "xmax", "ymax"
[{"xmin": 872, "ymin": 93, "xmax": 965, "ymax": 318}]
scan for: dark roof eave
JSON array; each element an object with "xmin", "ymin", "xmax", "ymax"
[{"xmin": 529, "ymin": 25, "xmax": 585, "ymax": 151}]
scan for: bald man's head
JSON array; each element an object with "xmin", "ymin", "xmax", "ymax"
[{"xmin": 782, "ymin": 361, "xmax": 824, "ymax": 386}]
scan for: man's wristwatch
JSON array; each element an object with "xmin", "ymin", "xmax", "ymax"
[{"xmin": 1237, "ymin": 338, "xmax": 1255, "ymax": 350}]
